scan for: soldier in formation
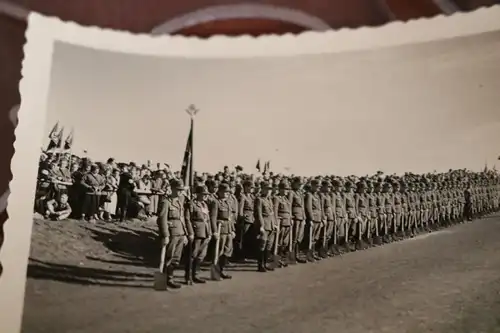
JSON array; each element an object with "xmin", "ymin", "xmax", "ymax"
[{"xmin": 154, "ymin": 171, "xmax": 500, "ymax": 289}]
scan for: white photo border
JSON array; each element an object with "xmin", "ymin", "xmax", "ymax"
[{"xmin": 2, "ymin": 5, "xmax": 500, "ymax": 333}]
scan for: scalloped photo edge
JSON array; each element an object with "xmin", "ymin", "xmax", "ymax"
[{"xmin": 1, "ymin": 5, "xmax": 500, "ymax": 333}]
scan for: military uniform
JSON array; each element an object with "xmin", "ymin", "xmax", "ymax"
[
  {"xmin": 408, "ymin": 183, "xmax": 417, "ymax": 233},
  {"xmin": 305, "ymin": 179, "xmax": 323, "ymax": 260},
  {"xmin": 289, "ymin": 177, "xmax": 307, "ymax": 263},
  {"xmin": 354, "ymin": 181, "xmax": 369, "ymax": 249},
  {"xmin": 156, "ymin": 179, "xmax": 191, "ymax": 289},
  {"xmin": 464, "ymin": 185, "xmax": 473, "ymax": 221},
  {"xmin": 320, "ymin": 180, "xmax": 335, "ymax": 256},
  {"xmin": 383, "ymin": 183, "xmax": 395, "ymax": 241},
  {"xmin": 344, "ymin": 182, "xmax": 357, "ymax": 249},
  {"xmin": 400, "ymin": 183, "xmax": 409, "ymax": 235},
  {"xmin": 209, "ymin": 183, "xmax": 235, "ymax": 279},
  {"xmin": 273, "ymin": 180, "xmax": 292, "ymax": 265},
  {"xmin": 237, "ymin": 180, "xmax": 256, "ymax": 260},
  {"xmin": 331, "ymin": 180, "xmax": 347, "ymax": 251},
  {"xmin": 228, "ymin": 182, "xmax": 239, "ymax": 232},
  {"xmin": 376, "ymin": 183, "xmax": 388, "ymax": 241},
  {"xmin": 457, "ymin": 183, "xmax": 465, "ymax": 221},
  {"xmin": 186, "ymin": 185, "xmax": 212, "ymax": 284},
  {"xmin": 366, "ymin": 182, "xmax": 379, "ymax": 244},
  {"xmin": 393, "ymin": 183, "xmax": 403, "ymax": 236},
  {"xmin": 255, "ymin": 181, "xmax": 277, "ymax": 272}
]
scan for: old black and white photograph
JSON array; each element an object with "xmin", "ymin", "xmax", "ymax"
[{"xmin": 5, "ymin": 7, "xmax": 500, "ymax": 333}]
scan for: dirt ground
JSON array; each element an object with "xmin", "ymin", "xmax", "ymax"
[{"xmin": 21, "ymin": 215, "xmax": 500, "ymax": 333}]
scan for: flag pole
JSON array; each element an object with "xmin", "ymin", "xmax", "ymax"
[
  {"xmin": 185, "ymin": 105, "xmax": 198, "ymax": 194},
  {"xmin": 184, "ymin": 104, "xmax": 199, "ymax": 285},
  {"xmin": 67, "ymin": 128, "xmax": 74, "ymax": 170},
  {"xmin": 56, "ymin": 128, "xmax": 65, "ymax": 164}
]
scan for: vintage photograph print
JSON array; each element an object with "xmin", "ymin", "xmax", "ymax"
[{"xmin": 3, "ymin": 7, "xmax": 500, "ymax": 333}]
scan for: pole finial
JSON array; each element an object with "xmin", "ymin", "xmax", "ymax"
[{"xmin": 186, "ymin": 104, "xmax": 199, "ymax": 118}]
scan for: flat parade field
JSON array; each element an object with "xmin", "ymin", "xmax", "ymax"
[{"xmin": 22, "ymin": 215, "xmax": 500, "ymax": 333}]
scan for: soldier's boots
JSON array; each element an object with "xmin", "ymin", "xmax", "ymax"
[
  {"xmin": 314, "ymin": 244, "xmax": 325, "ymax": 259},
  {"xmin": 279, "ymin": 250, "xmax": 289, "ymax": 267},
  {"xmin": 264, "ymin": 250, "xmax": 276, "ymax": 270},
  {"xmin": 280, "ymin": 259, "xmax": 288, "ymax": 267},
  {"xmin": 257, "ymin": 250, "xmax": 267, "ymax": 272},
  {"xmin": 257, "ymin": 250, "xmax": 275, "ymax": 272},
  {"xmin": 218, "ymin": 256, "xmax": 232, "ymax": 279},
  {"xmin": 340, "ymin": 240, "xmax": 351, "ymax": 252},
  {"xmin": 166, "ymin": 265, "xmax": 182, "ymax": 289},
  {"xmin": 400, "ymin": 229, "xmax": 407, "ymax": 239},
  {"xmin": 382, "ymin": 234, "xmax": 391, "ymax": 243},
  {"xmin": 305, "ymin": 249, "xmax": 316, "ymax": 262},
  {"xmin": 287, "ymin": 249, "xmax": 297, "ymax": 265},
  {"xmin": 328, "ymin": 244, "xmax": 337, "ymax": 256},
  {"xmin": 361, "ymin": 237, "xmax": 369, "ymax": 248},
  {"xmin": 294, "ymin": 244, "xmax": 308, "ymax": 263},
  {"xmin": 296, "ymin": 256, "xmax": 307, "ymax": 264},
  {"xmin": 192, "ymin": 259, "xmax": 206, "ymax": 284},
  {"xmin": 264, "ymin": 250, "xmax": 278, "ymax": 271}
]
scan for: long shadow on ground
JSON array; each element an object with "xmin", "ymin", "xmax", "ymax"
[
  {"xmin": 83, "ymin": 223, "xmax": 258, "ymax": 272},
  {"xmin": 84, "ymin": 224, "xmax": 160, "ymax": 269},
  {"xmin": 27, "ymin": 258, "xmax": 153, "ymax": 289}
]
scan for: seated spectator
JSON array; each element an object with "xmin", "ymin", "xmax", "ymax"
[{"xmin": 44, "ymin": 193, "xmax": 72, "ymax": 221}]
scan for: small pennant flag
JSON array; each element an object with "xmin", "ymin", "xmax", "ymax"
[
  {"xmin": 64, "ymin": 128, "xmax": 74, "ymax": 150},
  {"xmin": 47, "ymin": 127, "xmax": 64, "ymax": 151},
  {"xmin": 46, "ymin": 121, "xmax": 60, "ymax": 150},
  {"xmin": 256, "ymin": 159, "xmax": 261, "ymax": 172},
  {"xmin": 264, "ymin": 161, "xmax": 270, "ymax": 173}
]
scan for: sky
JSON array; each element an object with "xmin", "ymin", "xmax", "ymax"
[{"xmin": 43, "ymin": 31, "xmax": 500, "ymax": 176}]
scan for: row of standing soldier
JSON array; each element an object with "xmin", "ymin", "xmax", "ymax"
[{"xmin": 156, "ymin": 175, "xmax": 500, "ymax": 289}]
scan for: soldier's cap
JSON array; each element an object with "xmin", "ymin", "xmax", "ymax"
[
  {"xmin": 382, "ymin": 182, "xmax": 392, "ymax": 188},
  {"xmin": 218, "ymin": 182, "xmax": 231, "ymax": 192},
  {"xmin": 194, "ymin": 185, "xmax": 210, "ymax": 195},
  {"xmin": 279, "ymin": 180, "xmax": 291, "ymax": 190},
  {"xmin": 374, "ymin": 182, "xmax": 382, "ymax": 188},
  {"xmin": 331, "ymin": 179, "xmax": 341, "ymax": 187},
  {"xmin": 321, "ymin": 180, "xmax": 332, "ymax": 187},
  {"xmin": 310, "ymin": 179, "xmax": 320, "ymax": 186},
  {"xmin": 206, "ymin": 179, "xmax": 217, "ymax": 187},
  {"xmin": 356, "ymin": 181, "xmax": 367, "ymax": 188},
  {"xmin": 344, "ymin": 181, "xmax": 353, "ymax": 188},
  {"xmin": 243, "ymin": 179, "xmax": 255, "ymax": 187},
  {"xmin": 169, "ymin": 179, "xmax": 186, "ymax": 190},
  {"xmin": 260, "ymin": 181, "xmax": 272, "ymax": 189}
]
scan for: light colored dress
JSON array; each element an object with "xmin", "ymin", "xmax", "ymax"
[{"xmin": 104, "ymin": 175, "xmax": 119, "ymax": 216}]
